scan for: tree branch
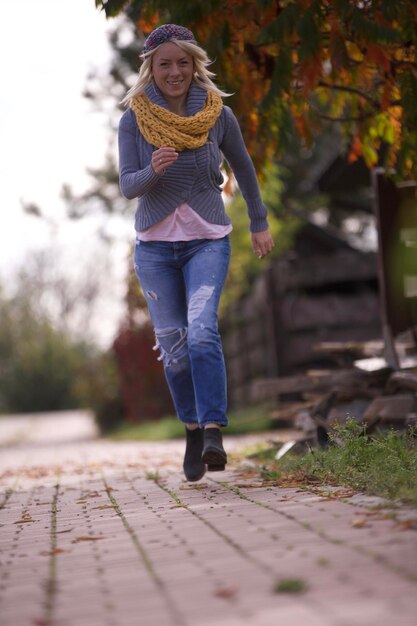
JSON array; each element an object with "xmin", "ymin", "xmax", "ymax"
[
  {"xmin": 308, "ymin": 101, "xmax": 376, "ymax": 122},
  {"xmin": 317, "ymin": 81, "xmax": 380, "ymax": 108}
]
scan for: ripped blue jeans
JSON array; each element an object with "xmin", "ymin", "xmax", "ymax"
[{"xmin": 134, "ymin": 236, "xmax": 231, "ymax": 428}]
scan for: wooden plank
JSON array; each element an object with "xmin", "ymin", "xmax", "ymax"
[
  {"xmin": 251, "ymin": 370, "xmax": 359, "ymax": 400},
  {"xmin": 283, "ymin": 327, "xmax": 383, "ymax": 370},
  {"xmin": 387, "ymin": 370, "xmax": 417, "ymax": 393},
  {"xmin": 280, "ymin": 250, "xmax": 377, "ymax": 290},
  {"xmin": 280, "ymin": 292, "xmax": 380, "ymax": 332},
  {"xmin": 313, "ymin": 340, "xmax": 385, "ymax": 358},
  {"xmin": 354, "ymin": 354, "xmax": 417, "ymax": 371},
  {"xmin": 362, "ymin": 393, "xmax": 415, "ymax": 425}
]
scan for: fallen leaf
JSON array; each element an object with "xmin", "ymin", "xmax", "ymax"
[
  {"xmin": 170, "ymin": 504, "xmax": 186, "ymax": 509},
  {"xmin": 92, "ymin": 504, "xmax": 117, "ymax": 510},
  {"xmin": 214, "ymin": 586, "xmax": 239, "ymax": 599},
  {"xmin": 40, "ymin": 549, "xmax": 66, "ymax": 556},
  {"xmin": 351, "ymin": 518, "xmax": 369, "ymax": 528},
  {"xmin": 331, "ymin": 490, "xmax": 356, "ymax": 499},
  {"xmin": 71, "ymin": 535, "xmax": 105, "ymax": 543},
  {"xmin": 319, "ymin": 489, "xmax": 356, "ymax": 500},
  {"xmin": 394, "ymin": 519, "xmax": 417, "ymax": 531},
  {"xmin": 361, "ymin": 510, "xmax": 393, "ymax": 521},
  {"xmin": 180, "ymin": 483, "xmax": 209, "ymax": 490},
  {"xmin": 278, "ymin": 481, "xmax": 303, "ymax": 488},
  {"xmin": 233, "ymin": 482, "xmax": 265, "ymax": 489},
  {"xmin": 233, "ymin": 470, "xmax": 259, "ymax": 479}
]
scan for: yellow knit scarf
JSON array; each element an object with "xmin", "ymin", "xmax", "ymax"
[{"xmin": 130, "ymin": 91, "xmax": 223, "ymax": 151}]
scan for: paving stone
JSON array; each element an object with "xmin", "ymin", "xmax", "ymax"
[{"xmin": 1, "ymin": 412, "xmax": 417, "ymax": 625}]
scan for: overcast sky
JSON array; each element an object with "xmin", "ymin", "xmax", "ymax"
[{"xmin": 0, "ymin": 0, "xmax": 133, "ymax": 345}]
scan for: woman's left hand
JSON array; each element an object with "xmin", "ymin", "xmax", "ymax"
[{"xmin": 251, "ymin": 229, "xmax": 275, "ymax": 259}]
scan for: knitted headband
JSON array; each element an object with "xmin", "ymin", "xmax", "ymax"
[{"xmin": 143, "ymin": 24, "xmax": 196, "ymax": 54}]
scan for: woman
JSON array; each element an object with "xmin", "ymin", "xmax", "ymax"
[{"xmin": 118, "ymin": 23, "xmax": 274, "ymax": 482}]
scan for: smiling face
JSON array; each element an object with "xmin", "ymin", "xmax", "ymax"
[{"xmin": 152, "ymin": 42, "xmax": 194, "ymax": 108}]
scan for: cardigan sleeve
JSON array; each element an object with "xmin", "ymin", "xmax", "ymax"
[
  {"xmin": 118, "ymin": 109, "xmax": 161, "ymax": 199},
  {"xmin": 219, "ymin": 107, "xmax": 269, "ymax": 233}
]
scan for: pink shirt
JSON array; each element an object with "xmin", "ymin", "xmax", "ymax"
[{"xmin": 137, "ymin": 203, "xmax": 232, "ymax": 241}]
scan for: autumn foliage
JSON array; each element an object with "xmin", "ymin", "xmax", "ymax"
[
  {"xmin": 112, "ymin": 254, "xmax": 173, "ymax": 422},
  {"xmin": 113, "ymin": 321, "xmax": 173, "ymax": 421},
  {"xmin": 97, "ymin": 0, "xmax": 417, "ymax": 179}
]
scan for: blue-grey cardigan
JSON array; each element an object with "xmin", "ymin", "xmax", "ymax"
[{"xmin": 118, "ymin": 82, "xmax": 269, "ymax": 233}]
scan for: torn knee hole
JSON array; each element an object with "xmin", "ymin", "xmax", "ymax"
[{"xmin": 153, "ymin": 327, "xmax": 188, "ymax": 366}]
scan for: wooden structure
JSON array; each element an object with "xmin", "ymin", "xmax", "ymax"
[
  {"xmin": 221, "ymin": 169, "xmax": 417, "ymax": 438},
  {"xmin": 221, "ymin": 221, "xmax": 381, "ymax": 407},
  {"xmin": 372, "ymin": 168, "xmax": 417, "ymax": 368}
]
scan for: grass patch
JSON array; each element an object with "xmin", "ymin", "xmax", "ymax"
[
  {"xmin": 251, "ymin": 420, "xmax": 417, "ymax": 507},
  {"xmin": 108, "ymin": 405, "xmax": 277, "ymax": 441},
  {"xmin": 111, "ymin": 415, "xmax": 185, "ymax": 441},
  {"xmin": 274, "ymin": 578, "xmax": 307, "ymax": 593}
]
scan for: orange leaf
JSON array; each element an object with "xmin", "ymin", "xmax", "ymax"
[
  {"xmin": 348, "ymin": 135, "xmax": 362, "ymax": 163},
  {"xmin": 137, "ymin": 13, "xmax": 160, "ymax": 34},
  {"xmin": 366, "ymin": 43, "xmax": 391, "ymax": 73},
  {"xmin": 14, "ymin": 514, "xmax": 35, "ymax": 524},
  {"xmin": 351, "ymin": 517, "xmax": 369, "ymax": 528},
  {"xmin": 71, "ymin": 535, "xmax": 105, "ymax": 543},
  {"xmin": 92, "ymin": 504, "xmax": 117, "ymax": 510},
  {"xmin": 298, "ymin": 54, "xmax": 323, "ymax": 96},
  {"xmin": 329, "ymin": 30, "xmax": 350, "ymax": 73},
  {"xmin": 40, "ymin": 549, "xmax": 66, "ymax": 556},
  {"xmin": 214, "ymin": 586, "xmax": 239, "ymax": 599},
  {"xmin": 394, "ymin": 519, "xmax": 417, "ymax": 531}
]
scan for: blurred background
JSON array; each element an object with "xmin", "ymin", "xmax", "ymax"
[
  {"xmin": 0, "ymin": 0, "xmax": 134, "ymax": 432},
  {"xmin": 0, "ymin": 0, "xmax": 129, "ymax": 347},
  {"xmin": 1, "ymin": 0, "xmax": 416, "ymax": 440}
]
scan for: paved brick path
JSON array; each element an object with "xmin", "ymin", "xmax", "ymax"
[{"xmin": 0, "ymin": 411, "xmax": 416, "ymax": 626}]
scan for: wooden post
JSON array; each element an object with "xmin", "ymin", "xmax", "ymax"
[
  {"xmin": 372, "ymin": 167, "xmax": 417, "ymax": 368},
  {"xmin": 264, "ymin": 263, "xmax": 286, "ymax": 376}
]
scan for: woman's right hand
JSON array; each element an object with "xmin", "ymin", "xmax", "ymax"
[{"xmin": 152, "ymin": 146, "xmax": 178, "ymax": 175}]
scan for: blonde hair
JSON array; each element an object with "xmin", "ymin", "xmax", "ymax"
[{"xmin": 121, "ymin": 39, "xmax": 231, "ymax": 107}]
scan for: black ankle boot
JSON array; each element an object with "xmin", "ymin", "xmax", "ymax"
[
  {"xmin": 202, "ymin": 428, "xmax": 227, "ymax": 471},
  {"xmin": 183, "ymin": 427, "xmax": 206, "ymax": 482}
]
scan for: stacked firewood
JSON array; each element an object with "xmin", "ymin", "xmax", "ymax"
[{"xmin": 251, "ymin": 337, "xmax": 417, "ymax": 445}]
